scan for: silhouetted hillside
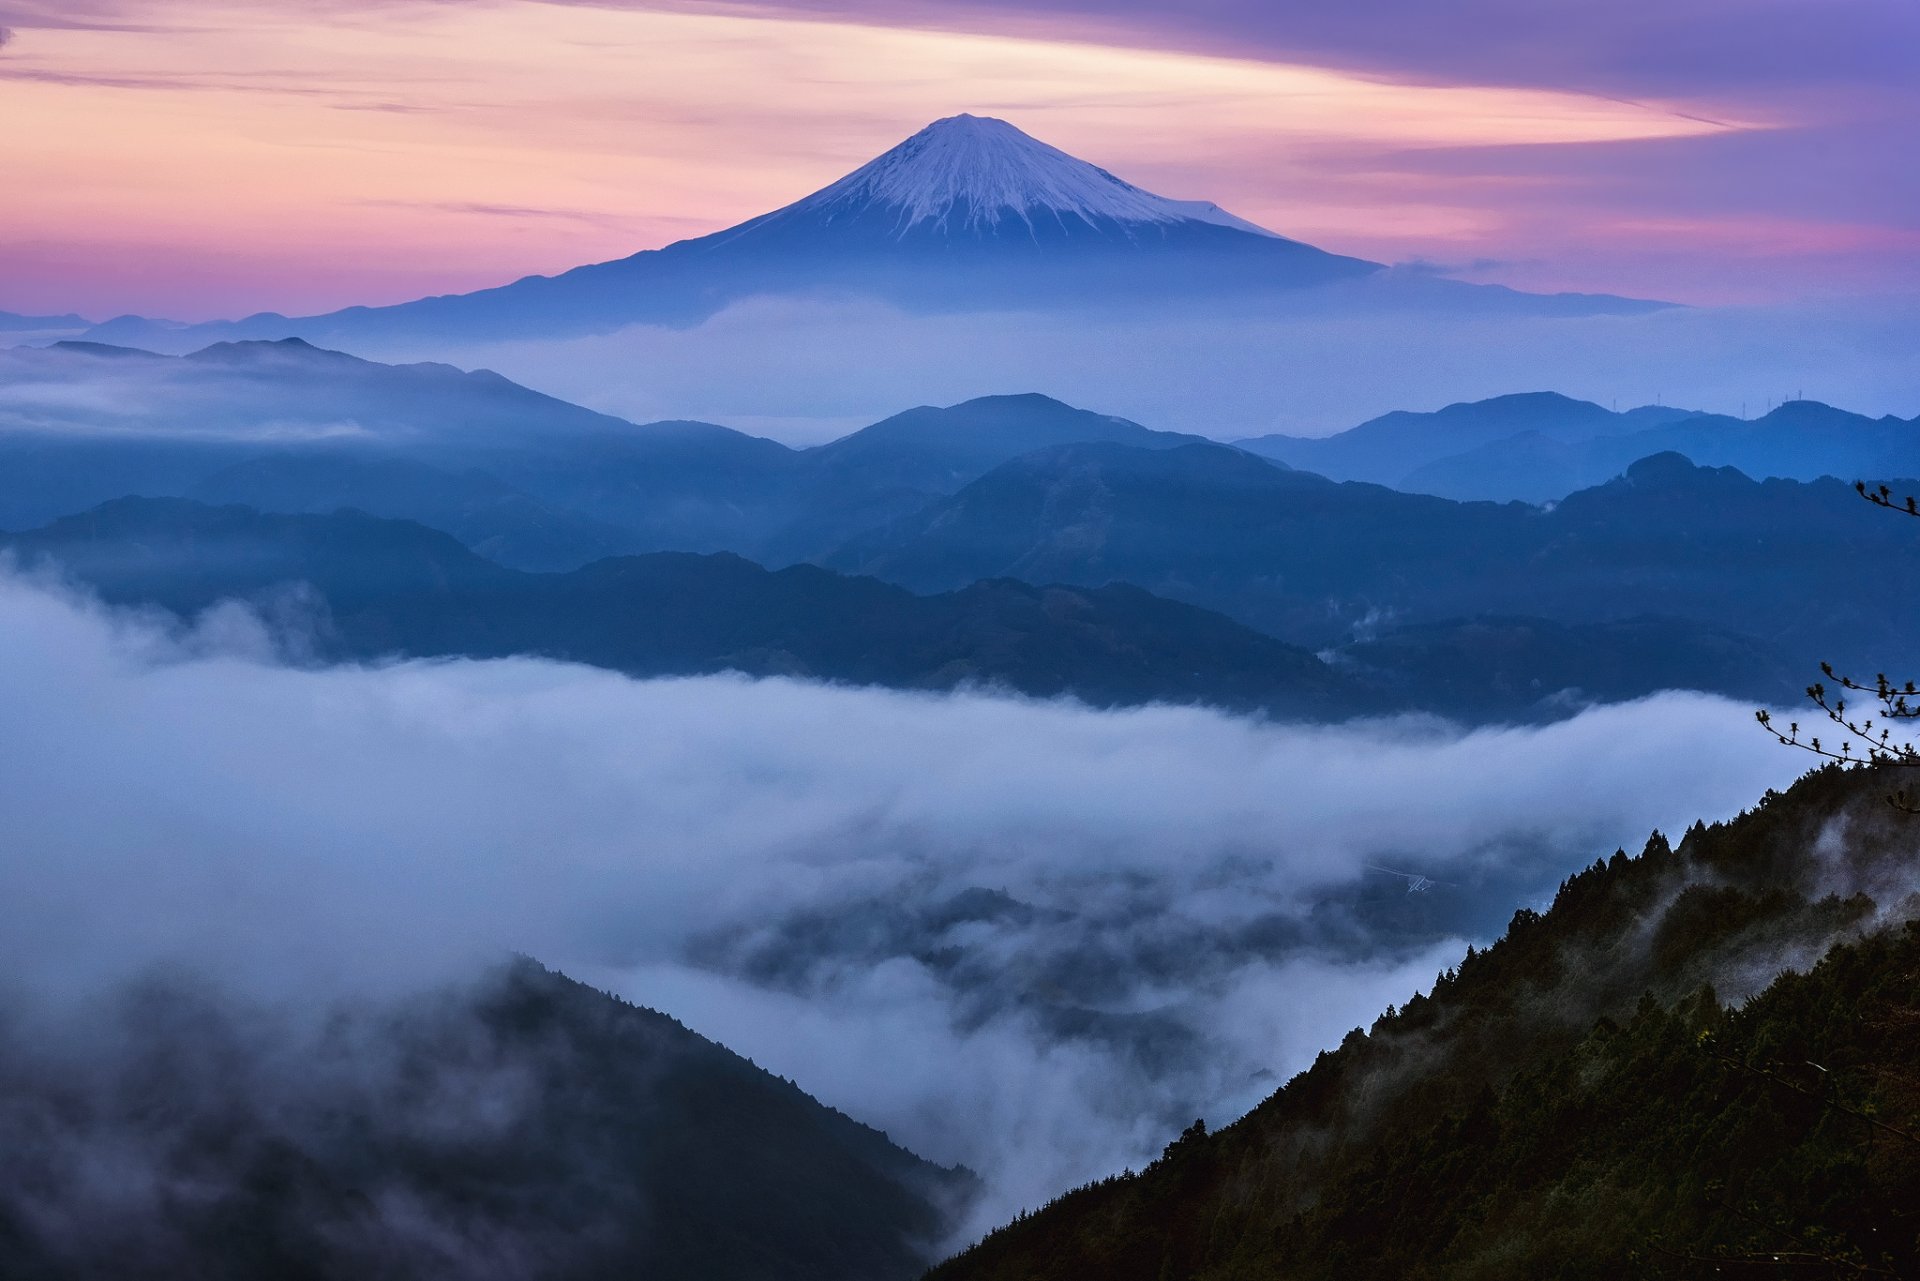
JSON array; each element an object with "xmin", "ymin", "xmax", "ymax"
[
  {"xmin": 5, "ymin": 497, "xmax": 1806, "ymax": 720},
  {"xmin": 927, "ymin": 763, "xmax": 1920, "ymax": 1280},
  {"xmin": 189, "ymin": 451, "xmax": 636, "ymax": 572},
  {"xmin": 1333, "ymin": 615, "xmax": 1796, "ymax": 720},
  {"xmin": 832, "ymin": 443, "xmax": 1920, "ymax": 678},
  {"xmin": 0, "ymin": 958, "xmax": 970, "ymax": 1281},
  {"xmin": 476, "ymin": 393, "xmax": 1202, "ymax": 566},
  {"xmin": 1239, "ymin": 392, "xmax": 1919, "ymax": 503},
  {"xmin": 1, "ymin": 497, "xmax": 1368, "ymax": 720},
  {"xmin": 0, "ymin": 341, "xmax": 1207, "ymax": 569}
]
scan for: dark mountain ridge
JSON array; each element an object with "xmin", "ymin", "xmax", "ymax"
[
  {"xmin": 0, "ymin": 344, "xmax": 1888, "ymax": 711},
  {"xmin": 831, "ymin": 442, "xmax": 1920, "ymax": 679},
  {"xmin": 3, "ymin": 497, "xmax": 1795, "ymax": 722},
  {"xmin": 1239, "ymin": 392, "xmax": 1920, "ymax": 503},
  {"xmin": 927, "ymin": 762, "xmax": 1920, "ymax": 1280},
  {"xmin": 0, "ymin": 342, "xmax": 1212, "ymax": 569},
  {"xmin": 0, "ymin": 957, "xmax": 972, "ymax": 1281},
  {"xmin": 1, "ymin": 496, "xmax": 1367, "ymax": 720}
]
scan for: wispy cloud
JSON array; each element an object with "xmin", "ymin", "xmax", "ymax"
[
  {"xmin": 2, "ymin": 0, "xmax": 1842, "ymax": 320},
  {"xmin": 0, "ymin": 64, "xmax": 185, "ymax": 89},
  {"xmin": 681, "ymin": 0, "xmax": 1920, "ymax": 101},
  {"xmin": 359, "ymin": 197, "xmax": 641, "ymax": 228}
]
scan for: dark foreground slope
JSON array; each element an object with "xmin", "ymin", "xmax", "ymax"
[
  {"xmin": 0, "ymin": 959, "xmax": 969, "ymax": 1281},
  {"xmin": 928, "ymin": 764, "xmax": 1920, "ymax": 1281}
]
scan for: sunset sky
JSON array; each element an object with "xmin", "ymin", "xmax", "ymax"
[{"xmin": 3, "ymin": 0, "xmax": 1914, "ymax": 320}]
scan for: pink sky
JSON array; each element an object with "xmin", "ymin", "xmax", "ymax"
[{"xmin": 1, "ymin": 0, "xmax": 1912, "ymax": 320}]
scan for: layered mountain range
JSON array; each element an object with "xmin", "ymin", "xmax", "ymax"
[
  {"xmin": 6, "ymin": 90, "xmax": 1917, "ymax": 1281},
  {"xmin": 1239, "ymin": 390, "xmax": 1920, "ymax": 503},
  {"xmin": 0, "ymin": 309, "xmax": 89, "ymax": 336},
  {"xmin": 5, "ymin": 336, "xmax": 1917, "ymax": 720}
]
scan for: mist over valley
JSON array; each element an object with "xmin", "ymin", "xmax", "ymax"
[{"xmin": 3, "ymin": 12, "xmax": 1918, "ymax": 1276}]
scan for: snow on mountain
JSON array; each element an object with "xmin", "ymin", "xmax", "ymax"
[
  {"xmin": 779, "ymin": 114, "xmax": 1284, "ymax": 239},
  {"xmin": 74, "ymin": 113, "xmax": 1662, "ymax": 351}
]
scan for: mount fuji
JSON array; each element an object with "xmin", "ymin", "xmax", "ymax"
[
  {"xmin": 83, "ymin": 115, "xmax": 1660, "ymax": 352},
  {"xmin": 694, "ymin": 113, "xmax": 1354, "ymax": 268}
]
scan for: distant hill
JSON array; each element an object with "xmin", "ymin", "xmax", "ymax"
[
  {"xmin": 0, "ymin": 957, "xmax": 971, "ymax": 1280},
  {"xmin": 0, "ymin": 342, "xmax": 1210, "ymax": 568},
  {"xmin": 187, "ymin": 451, "xmax": 638, "ymax": 573},
  {"xmin": 1239, "ymin": 392, "xmax": 1920, "ymax": 502},
  {"xmin": 0, "ymin": 309, "xmax": 90, "ymax": 334},
  {"xmin": 4, "ymin": 497, "xmax": 1799, "ymax": 722},
  {"xmin": 926, "ymin": 763, "xmax": 1920, "ymax": 1280},
  {"xmin": 0, "ymin": 345, "xmax": 1898, "ymax": 712},
  {"xmin": 1239, "ymin": 391, "xmax": 1643, "ymax": 483},
  {"xmin": 185, "ymin": 393, "xmax": 1194, "ymax": 569},
  {"xmin": 1, "ymin": 497, "xmax": 1370, "ymax": 720},
  {"xmin": 0, "ymin": 338, "xmax": 648, "ymax": 541},
  {"xmin": 1332, "ymin": 615, "xmax": 1796, "ymax": 721},
  {"xmin": 829, "ymin": 442, "xmax": 1920, "ymax": 679}
]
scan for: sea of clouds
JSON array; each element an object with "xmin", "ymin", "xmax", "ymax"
[{"xmin": 0, "ymin": 568, "xmax": 1805, "ymax": 1234}]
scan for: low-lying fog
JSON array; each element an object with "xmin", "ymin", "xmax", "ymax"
[
  {"xmin": 363, "ymin": 293, "xmax": 1920, "ymax": 443},
  {"xmin": 0, "ymin": 568, "xmax": 1803, "ymax": 1234}
]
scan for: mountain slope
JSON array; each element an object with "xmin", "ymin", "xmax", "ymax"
[
  {"xmin": 828, "ymin": 440, "xmax": 1523, "ymax": 641},
  {"xmin": 731, "ymin": 113, "xmax": 1283, "ymax": 245},
  {"xmin": 1332, "ymin": 615, "xmax": 1796, "ymax": 720},
  {"xmin": 3, "ymin": 496, "xmax": 1802, "ymax": 721},
  {"xmin": 462, "ymin": 392, "xmax": 1206, "ymax": 567},
  {"xmin": 1241, "ymin": 393, "xmax": 1920, "ymax": 503},
  {"xmin": 830, "ymin": 443, "xmax": 1920, "ymax": 678},
  {"xmin": 754, "ymin": 394, "xmax": 1204, "ymax": 563},
  {"xmin": 1237, "ymin": 391, "xmax": 1642, "ymax": 482},
  {"xmin": 0, "ymin": 309, "xmax": 90, "ymax": 337},
  {"xmin": 75, "ymin": 116, "xmax": 1658, "ymax": 352},
  {"xmin": 0, "ymin": 342, "xmax": 1214, "ymax": 568},
  {"xmin": 187, "ymin": 452, "xmax": 636, "ymax": 572},
  {"xmin": 0, "ymin": 957, "xmax": 971, "ymax": 1281},
  {"xmin": 0, "ymin": 336, "xmax": 638, "ymax": 480},
  {"xmin": 928, "ymin": 763, "xmax": 1920, "ymax": 1280},
  {"xmin": 1, "ymin": 497, "xmax": 1370, "ymax": 720}
]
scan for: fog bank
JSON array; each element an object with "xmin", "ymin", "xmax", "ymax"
[
  {"xmin": 361, "ymin": 293, "xmax": 1920, "ymax": 443},
  {"xmin": 0, "ymin": 570, "xmax": 1804, "ymax": 1230}
]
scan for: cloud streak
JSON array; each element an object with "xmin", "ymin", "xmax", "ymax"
[
  {"xmin": 685, "ymin": 0, "xmax": 1920, "ymax": 100},
  {"xmin": 4, "ymin": 0, "xmax": 1885, "ymax": 320},
  {"xmin": 0, "ymin": 569, "xmax": 1804, "ymax": 1230}
]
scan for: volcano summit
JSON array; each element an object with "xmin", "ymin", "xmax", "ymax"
[
  {"xmin": 84, "ymin": 115, "xmax": 1659, "ymax": 352},
  {"xmin": 710, "ymin": 113, "xmax": 1314, "ymax": 248}
]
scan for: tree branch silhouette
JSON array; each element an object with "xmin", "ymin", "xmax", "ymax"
[{"xmin": 1757, "ymin": 482, "xmax": 1920, "ymax": 811}]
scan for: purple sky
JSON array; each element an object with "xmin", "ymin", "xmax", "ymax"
[{"xmin": 0, "ymin": 0, "xmax": 1912, "ymax": 318}]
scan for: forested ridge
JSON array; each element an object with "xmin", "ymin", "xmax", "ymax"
[
  {"xmin": 928, "ymin": 764, "xmax": 1920, "ymax": 1280},
  {"xmin": 0, "ymin": 960, "xmax": 970, "ymax": 1281}
]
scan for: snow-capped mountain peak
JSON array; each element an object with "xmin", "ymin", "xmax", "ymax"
[{"xmin": 786, "ymin": 114, "xmax": 1281, "ymax": 238}]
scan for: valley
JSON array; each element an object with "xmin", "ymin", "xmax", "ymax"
[{"xmin": 3, "ymin": 18, "xmax": 1916, "ymax": 1277}]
